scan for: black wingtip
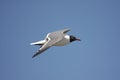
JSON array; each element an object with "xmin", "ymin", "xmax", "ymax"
[
  {"xmin": 32, "ymin": 47, "xmax": 50, "ymax": 58},
  {"xmin": 32, "ymin": 53, "xmax": 39, "ymax": 58},
  {"xmin": 32, "ymin": 52, "xmax": 39, "ymax": 58},
  {"xmin": 32, "ymin": 55, "xmax": 35, "ymax": 58}
]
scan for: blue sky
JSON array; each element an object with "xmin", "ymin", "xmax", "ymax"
[{"xmin": 0, "ymin": 0, "xmax": 120, "ymax": 80}]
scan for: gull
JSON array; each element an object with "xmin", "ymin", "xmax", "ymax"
[{"xmin": 30, "ymin": 28, "xmax": 81, "ymax": 58}]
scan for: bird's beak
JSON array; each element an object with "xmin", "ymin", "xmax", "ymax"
[{"xmin": 76, "ymin": 38, "xmax": 81, "ymax": 41}]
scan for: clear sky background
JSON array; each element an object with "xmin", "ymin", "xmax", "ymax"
[{"xmin": 0, "ymin": 0, "xmax": 120, "ymax": 80}]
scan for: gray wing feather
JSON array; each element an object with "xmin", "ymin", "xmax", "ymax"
[{"xmin": 54, "ymin": 28, "xmax": 70, "ymax": 34}]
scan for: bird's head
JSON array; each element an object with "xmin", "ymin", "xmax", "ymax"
[{"xmin": 70, "ymin": 35, "xmax": 81, "ymax": 42}]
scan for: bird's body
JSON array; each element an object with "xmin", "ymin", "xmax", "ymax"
[
  {"xmin": 53, "ymin": 35, "xmax": 70, "ymax": 46},
  {"xmin": 30, "ymin": 28, "xmax": 80, "ymax": 58}
]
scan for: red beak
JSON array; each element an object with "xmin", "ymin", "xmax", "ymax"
[{"xmin": 76, "ymin": 38, "xmax": 81, "ymax": 41}]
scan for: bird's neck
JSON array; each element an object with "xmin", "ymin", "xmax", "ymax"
[{"xmin": 64, "ymin": 35, "xmax": 70, "ymax": 40}]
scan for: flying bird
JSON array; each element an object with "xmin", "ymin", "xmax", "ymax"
[{"xmin": 30, "ymin": 28, "xmax": 81, "ymax": 58}]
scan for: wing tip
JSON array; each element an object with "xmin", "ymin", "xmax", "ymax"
[
  {"xmin": 32, "ymin": 53, "xmax": 39, "ymax": 58},
  {"xmin": 32, "ymin": 55, "xmax": 36, "ymax": 58},
  {"xmin": 32, "ymin": 51, "xmax": 40, "ymax": 58},
  {"xmin": 63, "ymin": 28, "xmax": 70, "ymax": 33},
  {"xmin": 30, "ymin": 43, "xmax": 34, "ymax": 45}
]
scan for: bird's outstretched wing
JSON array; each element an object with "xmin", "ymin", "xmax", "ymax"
[
  {"xmin": 32, "ymin": 38, "xmax": 55, "ymax": 58},
  {"xmin": 32, "ymin": 34, "xmax": 62, "ymax": 58}
]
